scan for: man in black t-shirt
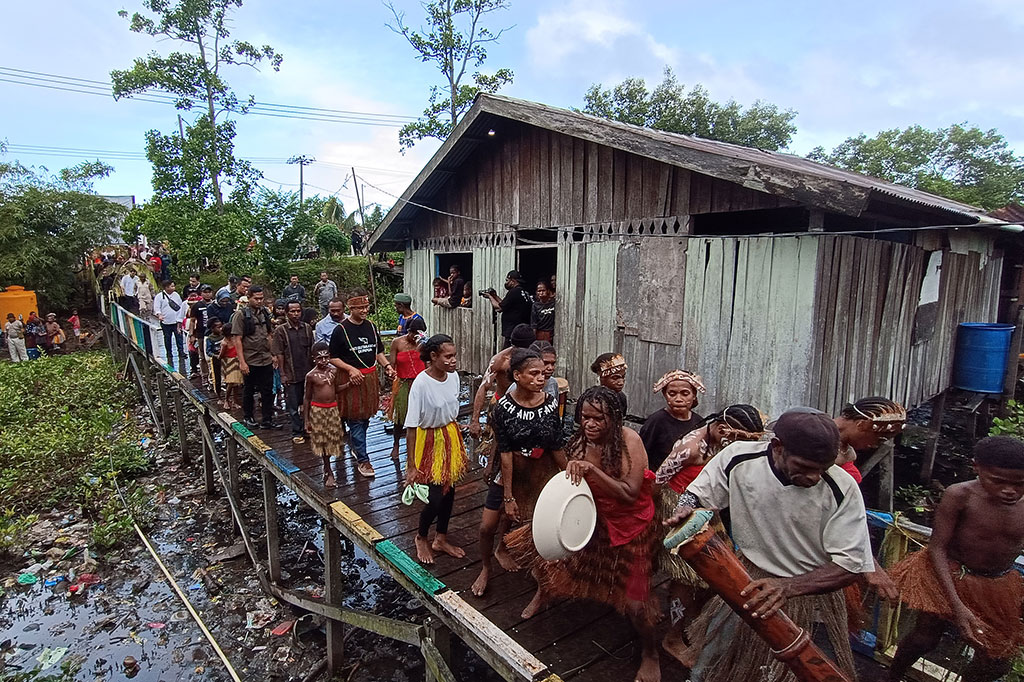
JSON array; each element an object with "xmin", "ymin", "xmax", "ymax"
[
  {"xmin": 329, "ymin": 290, "xmax": 396, "ymax": 478},
  {"xmin": 482, "ymin": 270, "xmax": 533, "ymax": 348},
  {"xmin": 188, "ymin": 284, "xmax": 215, "ymax": 382}
]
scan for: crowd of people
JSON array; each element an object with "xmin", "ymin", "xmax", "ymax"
[
  {"xmin": 97, "ymin": 264, "xmax": 1024, "ymax": 682},
  {"xmin": 3, "ymin": 309, "xmax": 78, "ymax": 361}
]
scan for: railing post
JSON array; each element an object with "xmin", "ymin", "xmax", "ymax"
[
  {"xmin": 202, "ymin": 411, "xmax": 216, "ymax": 496},
  {"xmin": 262, "ymin": 469, "xmax": 281, "ymax": 581},
  {"xmin": 173, "ymin": 389, "xmax": 190, "ymax": 465},
  {"xmin": 324, "ymin": 523, "xmax": 345, "ymax": 675},
  {"xmin": 157, "ymin": 373, "xmax": 171, "ymax": 434}
]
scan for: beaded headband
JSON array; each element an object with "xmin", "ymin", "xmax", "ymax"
[
  {"xmin": 598, "ymin": 354, "xmax": 628, "ymax": 377},
  {"xmin": 652, "ymin": 369, "xmax": 706, "ymax": 394},
  {"xmin": 347, "ymin": 296, "xmax": 370, "ymax": 308}
]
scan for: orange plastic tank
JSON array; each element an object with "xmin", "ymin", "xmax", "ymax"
[{"xmin": 0, "ymin": 286, "xmax": 40, "ymax": 323}]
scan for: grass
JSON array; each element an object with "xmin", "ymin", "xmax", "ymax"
[{"xmin": 0, "ymin": 352, "xmax": 152, "ymax": 552}]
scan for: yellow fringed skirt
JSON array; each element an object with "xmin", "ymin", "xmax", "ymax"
[{"xmin": 412, "ymin": 422, "xmax": 468, "ymax": 490}]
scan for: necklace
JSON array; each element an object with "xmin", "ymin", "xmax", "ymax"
[{"xmin": 339, "ymin": 320, "xmax": 378, "ymax": 369}]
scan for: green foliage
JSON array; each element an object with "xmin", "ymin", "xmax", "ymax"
[
  {"xmin": 250, "ymin": 189, "xmax": 314, "ymax": 284},
  {"xmin": 0, "ymin": 353, "xmax": 152, "ymax": 551},
  {"xmin": 0, "ymin": 161, "xmax": 126, "ymax": 308},
  {"xmin": 807, "ymin": 123, "xmax": 1024, "ymax": 209},
  {"xmin": 0, "ymin": 659, "xmax": 81, "ymax": 682},
  {"xmin": 581, "ymin": 67, "xmax": 797, "ymax": 151},
  {"xmin": 89, "ymin": 480, "xmax": 152, "ymax": 550},
  {"xmin": 895, "ymin": 484, "xmax": 933, "ymax": 515},
  {"xmin": 990, "ymin": 400, "xmax": 1024, "ymax": 439},
  {"xmin": 386, "ymin": 0, "xmax": 514, "ymax": 149},
  {"xmin": 0, "ymin": 509, "xmax": 38, "ymax": 552},
  {"xmin": 112, "ymin": 0, "xmax": 282, "ymax": 212},
  {"xmin": 315, "ymin": 224, "xmax": 351, "ymax": 258},
  {"xmin": 368, "ymin": 276, "xmax": 402, "ymax": 331}
]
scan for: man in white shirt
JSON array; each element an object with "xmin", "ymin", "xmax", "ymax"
[
  {"xmin": 669, "ymin": 409, "xmax": 873, "ymax": 682},
  {"xmin": 154, "ymin": 279, "xmax": 187, "ymax": 372},
  {"xmin": 119, "ymin": 268, "xmax": 140, "ymax": 314}
]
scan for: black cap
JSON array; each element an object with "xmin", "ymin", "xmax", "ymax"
[
  {"xmin": 506, "ymin": 270, "xmax": 524, "ymax": 282},
  {"xmin": 200, "ymin": 284, "xmax": 213, "ymax": 292},
  {"xmin": 773, "ymin": 409, "xmax": 840, "ymax": 464}
]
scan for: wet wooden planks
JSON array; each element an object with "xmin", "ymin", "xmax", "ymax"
[{"xmin": 200, "ymin": 389, "xmax": 654, "ymax": 681}]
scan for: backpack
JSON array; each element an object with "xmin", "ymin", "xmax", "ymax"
[{"xmin": 241, "ymin": 306, "xmax": 272, "ymax": 337}]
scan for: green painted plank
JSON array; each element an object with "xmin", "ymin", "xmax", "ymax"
[
  {"xmin": 376, "ymin": 540, "xmax": 447, "ymax": 595},
  {"xmin": 231, "ymin": 422, "xmax": 254, "ymax": 438}
]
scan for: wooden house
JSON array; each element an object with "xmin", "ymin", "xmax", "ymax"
[{"xmin": 368, "ymin": 94, "xmax": 1013, "ymax": 419}]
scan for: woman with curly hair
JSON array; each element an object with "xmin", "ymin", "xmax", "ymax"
[{"xmin": 507, "ymin": 385, "xmax": 661, "ymax": 682}]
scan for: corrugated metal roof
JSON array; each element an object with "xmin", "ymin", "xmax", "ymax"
[{"xmin": 369, "ymin": 94, "xmax": 988, "ymax": 251}]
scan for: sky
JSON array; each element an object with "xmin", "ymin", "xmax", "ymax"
[{"xmin": 3, "ymin": 0, "xmax": 1024, "ymax": 211}]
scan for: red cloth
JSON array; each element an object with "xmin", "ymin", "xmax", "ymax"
[
  {"xmin": 222, "ymin": 344, "xmax": 237, "ymax": 358},
  {"xmin": 596, "ymin": 469, "xmax": 656, "ymax": 548},
  {"xmin": 840, "ymin": 461, "xmax": 863, "ymax": 484},
  {"xmin": 395, "ymin": 349, "xmax": 425, "ymax": 379},
  {"xmin": 668, "ymin": 463, "xmax": 706, "ymax": 493}
]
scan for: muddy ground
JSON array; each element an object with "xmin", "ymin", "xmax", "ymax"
[{"xmin": 0, "ymin": 411, "xmax": 503, "ymax": 682}]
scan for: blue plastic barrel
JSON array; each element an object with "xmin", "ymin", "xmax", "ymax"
[{"xmin": 952, "ymin": 323, "xmax": 1015, "ymax": 393}]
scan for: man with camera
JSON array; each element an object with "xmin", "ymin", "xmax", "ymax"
[{"xmin": 481, "ymin": 270, "xmax": 533, "ymax": 348}]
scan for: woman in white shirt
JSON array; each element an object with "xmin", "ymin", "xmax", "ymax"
[{"xmin": 404, "ymin": 333, "xmax": 467, "ymax": 565}]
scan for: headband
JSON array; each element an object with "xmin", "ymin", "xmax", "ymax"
[
  {"xmin": 598, "ymin": 354, "xmax": 628, "ymax": 377},
  {"xmin": 347, "ymin": 296, "xmax": 370, "ymax": 308},
  {"xmin": 850, "ymin": 403, "xmax": 907, "ymax": 433},
  {"xmin": 652, "ymin": 369, "xmax": 706, "ymax": 394}
]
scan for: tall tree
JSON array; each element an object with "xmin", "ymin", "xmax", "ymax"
[
  {"xmin": 111, "ymin": 0, "xmax": 282, "ymax": 212},
  {"xmin": 581, "ymin": 67, "xmax": 797, "ymax": 151},
  {"xmin": 386, "ymin": 0, "xmax": 514, "ymax": 150},
  {"xmin": 807, "ymin": 124, "xmax": 1024, "ymax": 210},
  {"xmin": 0, "ymin": 160, "xmax": 126, "ymax": 307}
]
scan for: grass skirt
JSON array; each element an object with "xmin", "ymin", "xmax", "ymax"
[
  {"xmin": 387, "ymin": 377, "xmax": 414, "ymax": 427},
  {"xmin": 222, "ymin": 356, "xmax": 242, "ymax": 385},
  {"xmin": 308, "ymin": 404, "xmax": 344, "ymax": 457},
  {"xmin": 505, "ymin": 508, "xmax": 661, "ymax": 626},
  {"xmin": 412, "ymin": 423, "xmax": 468, "ymax": 489},
  {"xmin": 685, "ymin": 560, "xmax": 856, "ymax": 682},
  {"xmin": 657, "ymin": 486, "xmax": 708, "ymax": 587},
  {"xmin": 890, "ymin": 548, "xmax": 1024, "ymax": 659},
  {"xmin": 338, "ymin": 374, "xmax": 379, "ymax": 421}
]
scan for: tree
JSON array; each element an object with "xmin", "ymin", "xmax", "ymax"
[
  {"xmin": 807, "ymin": 124, "xmax": 1024, "ymax": 210},
  {"xmin": 249, "ymin": 189, "xmax": 313, "ymax": 286},
  {"xmin": 580, "ymin": 67, "xmax": 797, "ymax": 151},
  {"xmin": 386, "ymin": 0, "xmax": 514, "ymax": 150},
  {"xmin": 111, "ymin": 0, "xmax": 282, "ymax": 212},
  {"xmin": 0, "ymin": 160, "xmax": 126, "ymax": 307}
]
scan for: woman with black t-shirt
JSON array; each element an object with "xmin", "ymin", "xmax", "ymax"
[
  {"xmin": 471, "ymin": 349, "xmax": 566, "ymax": 597},
  {"xmin": 638, "ymin": 369, "xmax": 705, "ymax": 471}
]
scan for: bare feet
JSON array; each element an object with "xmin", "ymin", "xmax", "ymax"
[
  {"xmin": 414, "ymin": 535, "xmax": 434, "ymax": 564},
  {"xmin": 635, "ymin": 649, "xmax": 661, "ymax": 682},
  {"xmin": 432, "ymin": 535, "xmax": 466, "ymax": 559},
  {"xmin": 471, "ymin": 566, "xmax": 490, "ymax": 597},
  {"xmin": 661, "ymin": 627, "xmax": 695, "ymax": 669},
  {"xmin": 495, "ymin": 543, "xmax": 520, "ymax": 572},
  {"xmin": 521, "ymin": 589, "xmax": 546, "ymax": 619},
  {"xmin": 323, "ymin": 469, "xmax": 337, "ymax": 488}
]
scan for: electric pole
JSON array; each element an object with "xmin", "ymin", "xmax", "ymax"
[{"xmin": 287, "ymin": 155, "xmax": 316, "ymax": 204}]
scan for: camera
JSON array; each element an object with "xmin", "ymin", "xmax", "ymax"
[{"xmin": 479, "ymin": 288, "xmax": 496, "ymax": 297}]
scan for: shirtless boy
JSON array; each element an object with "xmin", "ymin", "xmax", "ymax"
[
  {"xmin": 304, "ymin": 342, "xmax": 348, "ymax": 487},
  {"xmin": 889, "ymin": 436, "xmax": 1024, "ymax": 682}
]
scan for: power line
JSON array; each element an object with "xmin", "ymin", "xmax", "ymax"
[{"xmin": 0, "ymin": 67, "xmax": 417, "ymax": 127}]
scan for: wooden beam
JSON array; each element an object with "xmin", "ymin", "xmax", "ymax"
[
  {"xmin": 1003, "ymin": 307, "xmax": 1024, "ymax": 413},
  {"xmin": 325, "ymin": 524, "xmax": 345, "ymax": 675},
  {"xmin": 202, "ymin": 411, "xmax": 216, "ymax": 496},
  {"xmin": 878, "ymin": 443, "xmax": 895, "ymax": 514},
  {"xmin": 173, "ymin": 389, "xmax": 190, "ymax": 464},
  {"xmin": 920, "ymin": 389, "xmax": 947, "ymax": 483},
  {"xmin": 423, "ymin": 618, "xmax": 454, "ymax": 682},
  {"xmin": 127, "ymin": 353, "xmax": 165, "ymax": 439},
  {"xmin": 261, "ymin": 468, "xmax": 281, "ymax": 582},
  {"xmin": 156, "ymin": 373, "xmax": 171, "ymax": 438}
]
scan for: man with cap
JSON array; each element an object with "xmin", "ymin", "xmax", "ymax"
[
  {"xmin": 482, "ymin": 270, "xmax": 533, "ymax": 348},
  {"xmin": 666, "ymin": 409, "xmax": 874, "ymax": 682},
  {"xmin": 394, "ymin": 293, "xmax": 423, "ymax": 335}
]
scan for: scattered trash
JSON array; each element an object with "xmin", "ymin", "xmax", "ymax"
[
  {"xmin": 147, "ymin": 622, "xmax": 166, "ymax": 629},
  {"xmin": 246, "ymin": 611, "xmax": 274, "ymax": 629},
  {"xmin": 123, "ymin": 655, "xmax": 140, "ymax": 675},
  {"xmin": 167, "ymin": 497, "xmax": 181, "ymax": 505},
  {"xmin": 17, "ymin": 573, "xmax": 38, "ymax": 585},
  {"xmin": 171, "ymin": 610, "xmax": 189, "ymax": 622},
  {"xmin": 252, "ymin": 646, "xmax": 267, "ymax": 652},
  {"xmin": 187, "ymin": 583, "xmax": 202, "ymax": 591},
  {"xmin": 36, "ymin": 646, "xmax": 68, "ymax": 671},
  {"xmin": 208, "ymin": 542, "xmax": 247, "ymax": 564},
  {"xmin": 44, "ymin": 575, "xmax": 66, "ymax": 587},
  {"xmin": 271, "ymin": 620, "xmax": 294, "ymax": 636},
  {"xmin": 23, "ymin": 623, "xmax": 40, "ymax": 632},
  {"xmin": 77, "ymin": 573, "xmax": 101, "ymax": 585}
]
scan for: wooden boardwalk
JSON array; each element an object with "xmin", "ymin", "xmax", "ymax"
[{"xmin": 103, "ymin": 297, "xmax": 687, "ymax": 682}]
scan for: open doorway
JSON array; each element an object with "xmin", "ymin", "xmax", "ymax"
[{"xmin": 516, "ymin": 246, "xmax": 557, "ymax": 296}]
